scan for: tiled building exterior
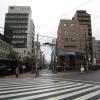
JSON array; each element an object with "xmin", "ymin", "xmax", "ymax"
[
  {"xmin": 57, "ymin": 19, "xmax": 88, "ymax": 55},
  {"xmin": 72, "ymin": 10, "xmax": 93, "ymax": 63},
  {"xmin": 57, "ymin": 19, "xmax": 88, "ymax": 67},
  {"xmin": 4, "ymin": 6, "xmax": 35, "ymax": 61}
]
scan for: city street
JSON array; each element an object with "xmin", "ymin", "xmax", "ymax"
[
  {"xmin": 0, "ymin": 1, "xmax": 100, "ymax": 100},
  {"xmin": 0, "ymin": 69, "xmax": 100, "ymax": 99}
]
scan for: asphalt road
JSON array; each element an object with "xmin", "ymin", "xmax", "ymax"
[
  {"xmin": 0, "ymin": 69, "xmax": 100, "ymax": 100},
  {"xmin": 41, "ymin": 69, "xmax": 100, "ymax": 83}
]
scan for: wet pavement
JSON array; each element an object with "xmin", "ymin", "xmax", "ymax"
[
  {"xmin": 4, "ymin": 72, "xmax": 35, "ymax": 79},
  {"xmin": 2, "ymin": 68, "xmax": 100, "ymax": 84},
  {"xmin": 0, "ymin": 69, "xmax": 100, "ymax": 99}
]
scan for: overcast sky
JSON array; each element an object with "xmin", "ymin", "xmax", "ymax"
[{"xmin": 0, "ymin": 0, "xmax": 100, "ymax": 61}]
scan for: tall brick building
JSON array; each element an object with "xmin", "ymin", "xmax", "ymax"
[
  {"xmin": 72, "ymin": 10, "xmax": 93, "ymax": 63},
  {"xmin": 57, "ymin": 19, "xmax": 88, "ymax": 68}
]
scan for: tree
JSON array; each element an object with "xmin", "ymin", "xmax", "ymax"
[
  {"xmin": 7, "ymin": 50, "xmax": 20, "ymax": 72},
  {"xmin": 23, "ymin": 56, "xmax": 36, "ymax": 71},
  {"xmin": 8, "ymin": 50, "xmax": 19, "ymax": 62}
]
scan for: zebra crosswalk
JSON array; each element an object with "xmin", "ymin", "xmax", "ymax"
[{"xmin": 0, "ymin": 77, "xmax": 100, "ymax": 100}]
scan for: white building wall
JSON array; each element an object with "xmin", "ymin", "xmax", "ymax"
[
  {"xmin": 8, "ymin": 6, "xmax": 31, "ymax": 14},
  {"xmin": 7, "ymin": 6, "xmax": 34, "ymax": 60}
]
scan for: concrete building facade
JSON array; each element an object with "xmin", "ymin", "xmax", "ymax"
[
  {"xmin": 51, "ymin": 38, "xmax": 56, "ymax": 62},
  {"xmin": 95, "ymin": 40, "xmax": 100, "ymax": 65},
  {"xmin": 92, "ymin": 37, "xmax": 96, "ymax": 58},
  {"xmin": 57, "ymin": 19, "xmax": 88, "ymax": 68},
  {"xmin": 34, "ymin": 41, "xmax": 44, "ymax": 65},
  {"xmin": 72, "ymin": 10, "xmax": 93, "ymax": 63},
  {"xmin": 4, "ymin": 6, "xmax": 35, "ymax": 61},
  {"xmin": 0, "ymin": 33, "xmax": 12, "ymax": 65}
]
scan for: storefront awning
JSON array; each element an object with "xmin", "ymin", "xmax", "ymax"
[
  {"xmin": 58, "ymin": 51, "xmax": 77, "ymax": 56},
  {"xmin": 96, "ymin": 59, "xmax": 100, "ymax": 62}
]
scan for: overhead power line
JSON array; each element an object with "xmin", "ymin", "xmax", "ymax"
[
  {"xmin": 36, "ymin": 0, "xmax": 93, "ymax": 30},
  {"xmin": 38, "ymin": 34, "xmax": 56, "ymax": 39},
  {"xmin": 92, "ymin": 14, "xmax": 100, "ymax": 21},
  {"xmin": 0, "ymin": 26, "xmax": 56, "ymax": 39}
]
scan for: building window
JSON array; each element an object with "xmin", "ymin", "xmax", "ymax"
[
  {"xmin": 70, "ymin": 23, "xmax": 74, "ymax": 26},
  {"xmin": 65, "ymin": 38, "xmax": 69, "ymax": 41},
  {"xmin": 64, "ymin": 23, "xmax": 68, "ymax": 27},
  {"xmin": 71, "ymin": 38, "xmax": 76, "ymax": 41},
  {"xmin": 64, "ymin": 30, "xmax": 68, "ymax": 34},
  {"xmin": 24, "ymin": 50, "xmax": 26, "ymax": 54},
  {"xmin": 10, "ymin": 7, "xmax": 14, "ymax": 9},
  {"xmin": 27, "ymin": 52, "xmax": 30, "ymax": 55},
  {"xmin": 72, "ymin": 32, "xmax": 76, "ymax": 35},
  {"xmin": 64, "ymin": 45, "xmax": 77, "ymax": 48}
]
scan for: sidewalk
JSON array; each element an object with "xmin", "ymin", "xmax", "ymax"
[{"xmin": 5, "ymin": 72, "xmax": 36, "ymax": 79}]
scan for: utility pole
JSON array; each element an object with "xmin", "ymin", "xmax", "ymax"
[
  {"xmin": 85, "ymin": 32, "xmax": 89, "ymax": 72},
  {"xmin": 56, "ymin": 38, "xmax": 58, "ymax": 61},
  {"xmin": 36, "ymin": 33, "xmax": 39, "ymax": 76}
]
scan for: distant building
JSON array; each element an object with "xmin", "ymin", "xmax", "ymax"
[
  {"xmin": 57, "ymin": 19, "xmax": 88, "ymax": 68},
  {"xmin": 72, "ymin": 10, "xmax": 93, "ymax": 63},
  {"xmin": 34, "ymin": 41, "xmax": 43, "ymax": 65},
  {"xmin": 4, "ymin": 6, "xmax": 35, "ymax": 61},
  {"xmin": 0, "ymin": 33, "xmax": 12, "ymax": 65},
  {"xmin": 92, "ymin": 37, "xmax": 96, "ymax": 58},
  {"xmin": 92, "ymin": 37, "xmax": 100, "ymax": 65},
  {"xmin": 95, "ymin": 40, "xmax": 100, "ymax": 65},
  {"xmin": 51, "ymin": 38, "xmax": 57, "ymax": 63}
]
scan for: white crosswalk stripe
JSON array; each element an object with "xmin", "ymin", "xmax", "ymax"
[
  {"xmin": 0, "ymin": 77, "xmax": 100, "ymax": 100},
  {"xmin": 73, "ymin": 90, "xmax": 100, "ymax": 100}
]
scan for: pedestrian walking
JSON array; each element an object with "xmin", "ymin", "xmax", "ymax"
[
  {"xmin": 0, "ymin": 65, "xmax": 3, "ymax": 77},
  {"xmin": 53, "ymin": 61, "xmax": 57, "ymax": 73},
  {"xmin": 35, "ymin": 64, "xmax": 39, "ymax": 77},
  {"xmin": 89, "ymin": 62, "xmax": 93, "ymax": 72},
  {"xmin": 0, "ymin": 65, "xmax": 5, "ymax": 78},
  {"xmin": 32, "ymin": 63, "xmax": 39, "ymax": 77},
  {"xmin": 31, "ymin": 64, "xmax": 35, "ymax": 74},
  {"xmin": 57, "ymin": 64, "xmax": 60, "ymax": 72},
  {"xmin": 62, "ymin": 61, "xmax": 65, "ymax": 72},
  {"xmin": 16, "ymin": 65, "xmax": 19, "ymax": 78}
]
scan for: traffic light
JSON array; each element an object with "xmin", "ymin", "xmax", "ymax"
[{"xmin": 44, "ymin": 42, "xmax": 50, "ymax": 45}]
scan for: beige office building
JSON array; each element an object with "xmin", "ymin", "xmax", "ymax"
[
  {"xmin": 72, "ymin": 10, "xmax": 93, "ymax": 63},
  {"xmin": 57, "ymin": 19, "xmax": 88, "ymax": 68}
]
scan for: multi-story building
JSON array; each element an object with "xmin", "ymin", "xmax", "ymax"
[
  {"xmin": 34, "ymin": 41, "xmax": 44, "ymax": 65},
  {"xmin": 57, "ymin": 19, "xmax": 88, "ymax": 68},
  {"xmin": 92, "ymin": 37, "xmax": 96, "ymax": 59},
  {"xmin": 95, "ymin": 40, "xmax": 100, "ymax": 65},
  {"xmin": 51, "ymin": 38, "xmax": 57, "ymax": 63},
  {"xmin": 0, "ymin": 33, "xmax": 12, "ymax": 65},
  {"xmin": 4, "ymin": 6, "xmax": 35, "ymax": 61},
  {"xmin": 92, "ymin": 37, "xmax": 100, "ymax": 65},
  {"xmin": 72, "ymin": 10, "xmax": 93, "ymax": 63}
]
